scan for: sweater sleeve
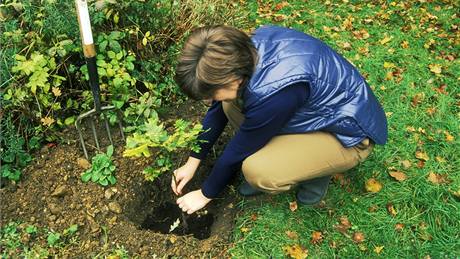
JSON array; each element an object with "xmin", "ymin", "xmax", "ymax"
[
  {"xmin": 201, "ymin": 83, "xmax": 309, "ymax": 198},
  {"xmin": 190, "ymin": 101, "xmax": 228, "ymax": 160}
]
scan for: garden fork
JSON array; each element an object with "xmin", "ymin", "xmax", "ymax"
[{"xmin": 74, "ymin": 0, "xmax": 124, "ymax": 159}]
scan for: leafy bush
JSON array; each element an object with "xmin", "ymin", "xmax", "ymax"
[
  {"xmin": 0, "ymin": 116, "xmax": 38, "ymax": 182},
  {"xmin": 123, "ymin": 118, "xmax": 202, "ymax": 181},
  {"xmin": 81, "ymin": 145, "xmax": 117, "ymax": 186}
]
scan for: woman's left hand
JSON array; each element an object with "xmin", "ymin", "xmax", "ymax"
[{"xmin": 177, "ymin": 189, "xmax": 211, "ymax": 214}]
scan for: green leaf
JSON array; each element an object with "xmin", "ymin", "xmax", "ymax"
[
  {"xmin": 47, "ymin": 232, "xmax": 61, "ymax": 246},
  {"xmin": 91, "ymin": 171, "xmax": 101, "ymax": 182},
  {"xmin": 106, "ymin": 145, "xmax": 114, "ymax": 157},
  {"xmin": 100, "ymin": 40, "xmax": 108, "ymax": 51},
  {"xmin": 64, "ymin": 116, "xmax": 76, "ymax": 126},
  {"xmin": 99, "ymin": 178, "xmax": 108, "ymax": 186},
  {"xmin": 107, "ymin": 51, "xmax": 116, "ymax": 59},
  {"xmin": 81, "ymin": 172, "xmax": 92, "ymax": 182},
  {"xmin": 108, "ymin": 175, "xmax": 116, "ymax": 184}
]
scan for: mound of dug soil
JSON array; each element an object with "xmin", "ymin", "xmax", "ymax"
[{"xmin": 1, "ymin": 104, "xmax": 240, "ymax": 257}]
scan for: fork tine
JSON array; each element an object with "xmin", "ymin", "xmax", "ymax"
[
  {"xmin": 90, "ymin": 118, "xmax": 100, "ymax": 150},
  {"xmin": 102, "ymin": 112, "xmax": 113, "ymax": 146}
]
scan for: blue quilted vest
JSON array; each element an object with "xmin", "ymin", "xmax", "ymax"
[{"xmin": 243, "ymin": 26, "xmax": 388, "ymax": 147}]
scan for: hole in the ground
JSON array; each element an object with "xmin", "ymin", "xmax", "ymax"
[{"xmin": 141, "ymin": 202, "xmax": 214, "ymax": 240}]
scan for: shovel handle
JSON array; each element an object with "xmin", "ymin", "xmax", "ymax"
[{"xmin": 75, "ymin": 0, "xmax": 101, "ymax": 113}]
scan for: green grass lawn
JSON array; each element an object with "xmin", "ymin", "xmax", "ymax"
[{"xmin": 229, "ymin": 1, "xmax": 460, "ymax": 258}]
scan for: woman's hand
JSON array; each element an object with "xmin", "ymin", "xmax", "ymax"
[
  {"xmin": 171, "ymin": 157, "xmax": 201, "ymax": 195},
  {"xmin": 177, "ymin": 189, "xmax": 211, "ymax": 214}
]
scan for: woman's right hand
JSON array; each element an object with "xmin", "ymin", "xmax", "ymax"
[{"xmin": 171, "ymin": 157, "xmax": 201, "ymax": 195}]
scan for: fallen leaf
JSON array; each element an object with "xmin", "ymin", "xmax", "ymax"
[
  {"xmin": 250, "ymin": 213, "xmax": 258, "ymax": 221},
  {"xmin": 352, "ymin": 29, "xmax": 370, "ymax": 39},
  {"xmin": 368, "ymin": 205, "xmax": 378, "ymax": 212},
  {"xmin": 415, "ymin": 151, "xmax": 429, "ymax": 161},
  {"xmin": 365, "ymin": 178, "xmax": 383, "ymax": 193},
  {"xmin": 41, "ymin": 116, "xmax": 55, "ymax": 127},
  {"xmin": 427, "ymin": 172, "xmax": 450, "ymax": 185},
  {"xmin": 435, "ymin": 156, "xmax": 446, "ymax": 163},
  {"xmin": 286, "ymin": 230, "xmax": 299, "ymax": 239},
  {"xmin": 341, "ymin": 42, "xmax": 352, "ymax": 50},
  {"xmin": 383, "ymin": 62, "xmax": 396, "ymax": 68},
  {"xmin": 240, "ymin": 227, "xmax": 250, "ymax": 233},
  {"xmin": 386, "ymin": 203, "xmax": 397, "ymax": 216},
  {"xmin": 401, "ymin": 41, "xmax": 409, "ymax": 48},
  {"xmin": 389, "ymin": 170, "xmax": 407, "ymax": 182},
  {"xmin": 428, "ymin": 64, "xmax": 442, "ymax": 74},
  {"xmin": 444, "ymin": 131, "xmax": 454, "ymax": 142},
  {"xmin": 401, "ymin": 160, "xmax": 412, "ymax": 169},
  {"xmin": 289, "ymin": 201, "xmax": 298, "ymax": 212},
  {"xmin": 374, "ymin": 245, "xmax": 384, "ymax": 254},
  {"xmin": 274, "ymin": 1, "xmax": 289, "ymax": 11},
  {"xmin": 310, "ymin": 231, "xmax": 323, "ymax": 244},
  {"xmin": 411, "ymin": 92, "xmax": 425, "ymax": 107},
  {"xmin": 283, "ymin": 244, "xmax": 308, "ymax": 259},
  {"xmin": 52, "ymin": 87, "xmax": 62, "ymax": 97},
  {"xmin": 335, "ymin": 216, "xmax": 352, "ymax": 233},
  {"xmin": 77, "ymin": 158, "xmax": 91, "ymax": 170},
  {"xmin": 169, "ymin": 236, "xmax": 177, "ymax": 244},
  {"xmin": 395, "ymin": 223, "xmax": 404, "ymax": 232},
  {"xmin": 417, "ymin": 160, "xmax": 425, "ymax": 168},
  {"xmin": 352, "ymin": 232, "xmax": 365, "ymax": 243},
  {"xmin": 329, "ymin": 240, "xmax": 337, "ymax": 248},
  {"xmin": 379, "ymin": 35, "xmax": 393, "ymax": 45}
]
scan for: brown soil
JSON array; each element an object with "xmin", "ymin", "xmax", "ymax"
[{"xmin": 0, "ymin": 102, "xmax": 240, "ymax": 257}]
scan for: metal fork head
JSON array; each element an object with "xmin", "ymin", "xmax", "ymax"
[{"xmin": 75, "ymin": 105, "xmax": 125, "ymax": 159}]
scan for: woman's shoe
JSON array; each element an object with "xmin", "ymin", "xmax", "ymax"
[
  {"xmin": 238, "ymin": 180, "xmax": 262, "ymax": 196},
  {"xmin": 296, "ymin": 175, "xmax": 331, "ymax": 205}
]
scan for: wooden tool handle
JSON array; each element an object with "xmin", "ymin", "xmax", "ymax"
[{"xmin": 75, "ymin": 0, "xmax": 96, "ymax": 58}]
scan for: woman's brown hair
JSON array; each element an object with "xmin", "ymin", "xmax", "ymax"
[{"xmin": 175, "ymin": 25, "xmax": 258, "ymax": 100}]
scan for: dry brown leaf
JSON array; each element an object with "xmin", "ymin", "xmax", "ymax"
[
  {"xmin": 289, "ymin": 201, "xmax": 298, "ymax": 212},
  {"xmin": 335, "ymin": 216, "xmax": 352, "ymax": 233},
  {"xmin": 429, "ymin": 64, "xmax": 442, "ymax": 74},
  {"xmin": 401, "ymin": 40, "xmax": 409, "ymax": 48},
  {"xmin": 283, "ymin": 244, "xmax": 308, "ymax": 259},
  {"xmin": 365, "ymin": 178, "xmax": 383, "ymax": 193},
  {"xmin": 379, "ymin": 35, "xmax": 393, "ymax": 45},
  {"xmin": 417, "ymin": 160, "xmax": 426, "ymax": 168},
  {"xmin": 395, "ymin": 223, "xmax": 404, "ymax": 232},
  {"xmin": 40, "ymin": 116, "xmax": 55, "ymax": 127},
  {"xmin": 374, "ymin": 245, "xmax": 384, "ymax": 254},
  {"xmin": 444, "ymin": 131, "xmax": 455, "ymax": 142},
  {"xmin": 415, "ymin": 151, "xmax": 430, "ymax": 161},
  {"xmin": 286, "ymin": 230, "xmax": 299, "ymax": 239},
  {"xmin": 401, "ymin": 160, "xmax": 412, "ymax": 169},
  {"xmin": 352, "ymin": 232, "xmax": 365, "ymax": 243},
  {"xmin": 52, "ymin": 87, "xmax": 62, "ymax": 97},
  {"xmin": 368, "ymin": 204, "xmax": 378, "ymax": 212},
  {"xmin": 310, "ymin": 231, "xmax": 323, "ymax": 244},
  {"xmin": 427, "ymin": 172, "xmax": 450, "ymax": 185},
  {"xmin": 274, "ymin": 1, "xmax": 289, "ymax": 11},
  {"xmin": 435, "ymin": 156, "xmax": 446, "ymax": 163},
  {"xmin": 250, "ymin": 213, "xmax": 258, "ymax": 221},
  {"xmin": 386, "ymin": 203, "xmax": 397, "ymax": 216},
  {"xmin": 389, "ymin": 170, "xmax": 407, "ymax": 182}
]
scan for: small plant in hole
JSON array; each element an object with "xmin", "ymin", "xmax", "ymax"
[{"xmin": 81, "ymin": 146, "xmax": 117, "ymax": 186}]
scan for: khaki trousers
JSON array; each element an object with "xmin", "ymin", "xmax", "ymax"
[{"xmin": 222, "ymin": 100, "xmax": 374, "ymax": 193}]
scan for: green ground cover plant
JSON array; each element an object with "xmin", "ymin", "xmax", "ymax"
[
  {"xmin": 229, "ymin": 1, "xmax": 459, "ymax": 258},
  {"xmin": 81, "ymin": 145, "xmax": 117, "ymax": 186}
]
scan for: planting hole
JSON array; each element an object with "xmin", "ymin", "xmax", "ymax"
[{"xmin": 141, "ymin": 202, "xmax": 214, "ymax": 240}]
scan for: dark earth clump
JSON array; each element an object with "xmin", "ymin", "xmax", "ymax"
[
  {"xmin": 0, "ymin": 102, "xmax": 241, "ymax": 257},
  {"xmin": 141, "ymin": 202, "xmax": 214, "ymax": 240}
]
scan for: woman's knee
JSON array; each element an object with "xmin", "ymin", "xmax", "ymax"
[{"xmin": 241, "ymin": 158, "xmax": 287, "ymax": 193}]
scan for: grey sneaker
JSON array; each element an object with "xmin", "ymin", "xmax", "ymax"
[
  {"xmin": 238, "ymin": 180, "xmax": 262, "ymax": 196},
  {"xmin": 296, "ymin": 176, "xmax": 331, "ymax": 205}
]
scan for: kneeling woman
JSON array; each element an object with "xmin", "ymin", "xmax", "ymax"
[{"xmin": 171, "ymin": 25, "xmax": 388, "ymax": 214}]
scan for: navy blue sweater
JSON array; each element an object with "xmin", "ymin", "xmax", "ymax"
[{"xmin": 191, "ymin": 83, "xmax": 308, "ymax": 198}]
